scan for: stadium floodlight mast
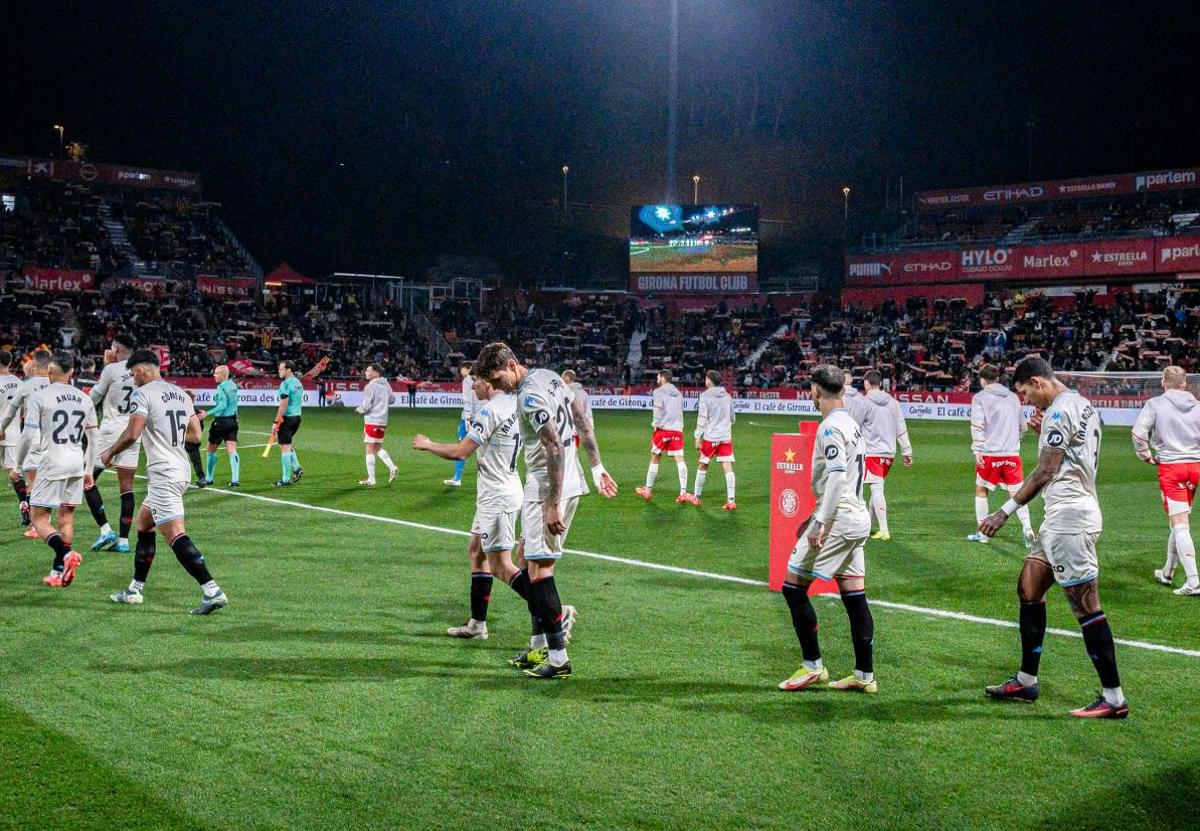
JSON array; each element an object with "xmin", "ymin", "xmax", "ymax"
[
  {"xmin": 842, "ymin": 185, "xmax": 851, "ymax": 220},
  {"xmin": 693, "ymin": 174, "xmax": 700, "ymax": 204},
  {"xmin": 562, "ymin": 165, "xmax": 570, "ymax": 215},
  {"xmin": 52, "ymin": 124, "xmax": 64, "ymax": 153},
  {"xmin": 666, "ymin": 0, "xmax": 679, "ymax": 202}
]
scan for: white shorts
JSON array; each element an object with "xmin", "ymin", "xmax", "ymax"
[
  {"xmin": 521, "ymin": 496, "xmax": 580, "ymax": 561},
  {"xmin": 787, "ymin": 519, "xmax": 868, "ymax": 580},
  {"xmin": 30, "ymin": 475, "xmax": 83, "ymax": 509},
  {"xmin": 472, "ymin": 502, "xmax": 519, "ymax": 553},
  {"xmin": 143, "ymin": 479, "xmax": 188, "ymax": 526},
  {"xmin": 97, "ymin": 421, "xmax": 141, "ymax": 469},
  {"xmin": 1028, "ymin": 528, "xmax": 1100, "ymax": 587},
  {"xmin": 0, "ymin": 444, "xmax": 16, "ymax": 471}
]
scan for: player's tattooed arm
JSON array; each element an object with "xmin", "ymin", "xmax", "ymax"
[
  {"xmin": 537, "ymin": 418, "xmax": 567, "ymax": 533},
  {"xmin": 979, "ymin": 445, "xmax": 1064, "ymax": 536},
  {"xmin": 571, "ymin": 394, "xmax": 602, "ymax": 469}
]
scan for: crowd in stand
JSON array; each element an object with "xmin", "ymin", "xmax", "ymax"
[{"xmin": 0, "ymin": 181, "xmax": 119, "ymax": 272}]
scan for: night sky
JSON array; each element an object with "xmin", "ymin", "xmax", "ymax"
[{"xmin": 3, "ymin": 1, "xmax": 1198, "ymax": 275}]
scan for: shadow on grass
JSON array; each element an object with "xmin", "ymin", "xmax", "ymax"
[{"xmin": 1032, "ymin": 758, "xmax": 1200, "ymax": 831}]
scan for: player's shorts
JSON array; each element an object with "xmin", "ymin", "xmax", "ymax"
[
  {"xmin": 363, "ymin": 423, "xmax": 386, "ymax": 443},
  {"xmin": 864, "ymin": 455, "xmax": 894, "ymax": 484},
  {"xmin": 699, "ymin": 439, "xmax": 734, "ymax": 464},
  {"xmin": 0, "ymin": 443, "xmax": 17, "ymax": 471},
  {"xmin": 143, "ymin": 478, "xmax": 189, "ymax": 526},
  {"xmin": 97, "ymin": 420, "xmax": 141, "ymax": 469},
  {"xmin": 787, "ymin": 518, "xmax": 868, "ymax": 580},
  {"xmin": 208, "ymin": 416, "xmax": 239, "ymax": 445},
  {"xmin": 29, "ymin": 475, "xmax": 83, "ymax": 509},
  {"xmin": 652, "ymin": 429, "xmax": 685, "ymax": 456},
  {"xmin": 1157, "ymin": 462, "xmax": 1200, "ymax": 516},
  {"xmin": 521, "ymin": 495, "xmax": 580, "ymax": 560},
  {"xmin": 277, "ymin": 416, "xmax": 302, "ymax": 444},
  {"xmin": 472, "ymin": 502, "xmax": 519, "ymax": 553},
  {"xmin": 1027, "ymin": 528, "xmax": 1100, "ymax": 586},
  {"xmin": 975, "ymin": 454, "xmax": 1024, "ymax": 490}
]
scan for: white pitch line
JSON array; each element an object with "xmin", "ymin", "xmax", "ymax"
[{"xmin": 187, "ymin": 483, "xmax": 1200, "ymax": 659}]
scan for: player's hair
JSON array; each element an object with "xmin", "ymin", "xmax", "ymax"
[
  {"xmin": 979, "ymin": 364, "xmax": 1001, "ymax": 382},
  {"xmin": 474, "ymin": 342, "xmax": 517, "ymax": 379},
  {"xmin": 127, "ymin": 348, "xmax": 161, "ymax": 370},
  {"xmin": 81, "ymin": 356, "xmax": 96, "ymax": 372},
  {"xmin": 367, "ymin": 363, "xmax": 384, "ymax": 375},
  {"xmin": 460, "ymin": 361, "xmax": 472, "ymax": 374},
  {"xmin": 1163, "ymin": 365, "xmax": 1187, "ymax": 389},
  {"xmin": 1012, "ymin": 355, "xmax": 1055, "ymax": 385},
  {"xmin": 50, "ymin": 351, "xmax": 74, "ymax": 374},
  {"xmin": 112, "ymin": 332, "xmax": 136, "ymax": 351},
  {"xmin": 811, "ymin": 364, "xmax": 844, "ymax": 396},
  {"xmin": 561, "ymin": 369, "xmax": 576, "ymax": 384},
  {"xmin": 280, "ymin": 360, "xmax": 297, "ymax": 373},
  {"xmin": 705, "ymin": 370, "xmax": 721, "ymax": 386},
  {"xmin": 843, "ymin": 369, "xmax": 854, "ymax": 380},
  {"xmin": 864, "ymin": 369, "xmax": 882, "ymax": 387},
  {"xmin": 0, "ymin": 351, "xmax": 11, "ymax": 368},
  {"xmin": 32, "ymin": 349, "xmax": 51, "ymax": 369},
  {"xmin": 658, "ymin": 369, "xmax": 672, "ymax": 383}
]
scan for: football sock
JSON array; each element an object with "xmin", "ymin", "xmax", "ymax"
[
  {"xmin": 289, "ymin": 449, "xmax": 300, "ymax": 469},
  {"xmin": 1079, "ymin": 611, "xmax": 1121, "ymax": 691},
  {"xmin": 676, "ymin": 459, "xmax": 688, "ymax": 493},
  {"xmin": 453, "ymin": 456, "xmax": 465, "ymax": 482},
  {"xmin": 365, "ymin": 454, "xmax": 377, "ymax": 483},
  {"xmin": 119, "ymin": 491, "xmax": 135, "ymax": 540},
  {"xmin": 282, "ymin": 451, "xmax": 293, "ymax": 482},
  {"xmin": 644, "ymin": 462, "xmax": 659, "ymax": 490},
  {"xmin": 46, "ymin": 533, "xmax": 71, "ymax": 571},
  {"xmin": 83, "ymin": 483, "xmax": 109, "ymax": 529},
  {"xmin": 974, "ymin": 496, "xmax": 989, "ymax": 526},
  {"xmin": 870, "ymin": 484, "xmax": 889, "ymax": 534},
  {"xmin": 530, "ymin": 575, "xmax": 567, "ymax": 665},
  {"xmin": 1019, "ymin": 600, "xmax": 1046, "ymax": 678},
  {"xmin": 781, "ymin": 583, "xmax": 821, "ymax": 664},
  {"xmin": 377, "ymin": 449, "xmax": 396, "ymax": 472},
  {"xmin": 229, "ymin": 452, "xmax": 240, "ymax": 482},
  {"xmin": 470, "ymin": 572, "xmax": 493, "ymax": 622},
  {"xmin": 725, "ymin": 471, "xmax": 736, "ymax": 501},
  {"xmin": 185, "ymin": 441, "xmax": 204, "ymax": 480},
  {"xmin": 508, "ymin": 569, "xmax": 532, "ymax": 600},
  {"xmin": 841, "ymin": 590, "xmax": 875, "ymax": 676},
  {"xmin": 201, "ymin": 580, "xmax": 222, "ymax": 598},
  {"xmin": 1174, "ymin": 524, "xmax": 1198, "ymax": 584},
  {"xmin": 170, "ymin": 534, "xmax": 215, "ymax": 586},
  {"xmin": 130, "ymin": 579, "xmax": 145, "ymax": 593},
  {"xmin": 694, "ymin": 469, "xmax": 707, "ymax": 497},
  {"xmin": 1164, "ymin": 529, "xmax": 1178, "ymax": 577},
  {"xmin": 206, "ymin": 452, "xmax": 218, "ymax": 481},
  {"xmin": 13, "ymin": 477, "xmax": 28, "ymax": 503},
  {"xmin": 134, "ymin": 531, "xmax": 157, "ymax": 582}
]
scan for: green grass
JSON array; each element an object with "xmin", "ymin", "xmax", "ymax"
[{"xmin": 1, "ymin": 407, "xmax": 1198, "ymax": 830}]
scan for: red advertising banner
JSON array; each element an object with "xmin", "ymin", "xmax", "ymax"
[
  {"xmin": 846, "ymin": 236, "xmax": 1200, "ymax": 285},
  {"xmin": 23, "ymin": 158, "xmax": 202, "ymax": 193},
  {"xmin": 629, "ymin": 272, "xmax": 758, "ymax": 294},
  {"xmin": 197, "ymin": 274, "xmax": 257, "ymax": 298},
  {"xmin": 916, "ymin": 166, "xmax": 1200, "ymax": 210},
  {"xmin": 769, "ymin": 425, "xmax": 835, "ymax": 594},
  {"xmin": 22, "ymin": 265, "xmax": 95, "ymax": 293}
]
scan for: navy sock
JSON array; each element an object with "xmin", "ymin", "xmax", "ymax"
[
  {"xmin": 840, "ymin": 590, "xmax": 875, "ymax": 675},
  {"xmin": 1080, "ymin": 611, "xmax": 1121, "ymax": 689},
  {"xmin": 84, "ymin": 483, "xmax": 108, "ymax": 528},
  {"xmin": 134, "ymin": 531, "xmax": 157, "ymax": 582},
  {"xmin": 170, "ymin": 534, "xmax": 214, "ymax": 585},
  {"xmin": 782, "ymin": 583, "xmax": 821, "ymax": 663},
  {"xmin": 1019, "ymin": 600, "xmax": 1047, "ymax": 677},
  {"xmin": 529, "ymin": 575, "xmax": 565, "ymax": 651},
  {"xmin": 470, "ymin": 572, "xmax": 493, "ymax": 622},
  {"xmin": 119, "ymin": 491, "xmax": 135, "ymax": 539},
  {"xmin": 46, "ymin": 533, "xmax": 71, "ymax": 571}
]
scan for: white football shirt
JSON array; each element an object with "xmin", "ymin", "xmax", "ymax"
[
  {"xmin": 358, "ymin": 377, "xmax": 392, "ymax": 426},
  {"xmin": 1132, "ymin": 390, "xmax": 1200, "ymax": 464},
  {"xmin": 652, "ymin": 383, "xmax": 685, "ymax": 431},
  {"xmin": 91, "ymin": 360, "xmax": 138, "ymax": 425},
  {"xmin": 812, "ymin": 408, "xmax": 871, "ymax": 532},
  {"xmin": 695, "ymin": 386, "xmax": 735, "ymax": 441},
  {"xmin": 970, "ymin": 383, "xmax": 1025, "ymax": 455},
  {"xmin": 0, "ymin": 373, "xmax": 21, "ymax": 447},
  {"xmin": 130, "ymin": 379, "xmax": 195, "ymax": 483},
  {"xmin": 21, "ymin": 382, "xmax": 97, "ymax": 480},
  {"xmin": 1039, "ymin": 390, "xmax": 1102, "ymax": 533},
  {"xmin": 467, "ymin": 392, "xmax": 524, "ymax": 511},
  {"xmin": 516, "ymin": 368, "xmax": 587, "ymax": 503}
]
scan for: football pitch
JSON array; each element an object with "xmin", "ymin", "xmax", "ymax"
[{"xmin": 1, "ymin": 408, "xmax": 1196, "ymax": 831}]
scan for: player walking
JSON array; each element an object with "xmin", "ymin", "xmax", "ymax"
[
  {"xmin": 635, "ymin": 369, "xmax": 689, "ymax": 502},
  {"xmin": 272, "ymin": 360, "xmax": 305, "ymax": 486},
  {"xmin": 1132, "ymin": 365, "xmax": 1200, "ymax": 595},
  {"xmin": 980, "ymin": 356, "xmax": 1128, "ymax": 718},
  {"xmin": 685, "ymin": 370, "xmax": 736, "ymax": 510},
  {"xmin": 85, "ymin": 334, "xmax": 140, "ymax": 552},
  {"xmin": 15, "ymin": 352, "xmax": 97, "ymax": 587},
  {"xmin": 357, "ymin": 363, "xmax": 397, "ymax": 486},
  {"xmin": 106, "ymin": 350, "xmax": 228, "ymax": 614},
  {"xmin": 842, "ymin": 369, "xmax": 865, "ymax": 423},
  {"xmin": 201, "ymin": 365, "xmax": 241, "ymax": 487},
  {"xmin": 0, "ymin": 349, "xmax": 51, "ymax": 537},
  {"xmin": 474, "ymin": 341, "xmax": 618, "ymax": 679},
  {"xmin": 859, "ymin": 370, "xmax": 912, "ymax": 540},
  {"xmin": 966, "ymin": 364, "xmax": 1035, "ymax": 548},
  {"xmin": 779, "ymin": 365, "xmax": 877, "ymax": 693},
  {"xmin": 446, "ymin": 363, "xmax": 477, "ymax": 487},
  {"xmin": 0, "ymin": 351, "xmax": 29, "ymax": 528}
]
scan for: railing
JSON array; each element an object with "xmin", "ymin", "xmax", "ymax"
[{"xmin": 214, "ymin": 216, "xmax": 263, "ymax": 281}]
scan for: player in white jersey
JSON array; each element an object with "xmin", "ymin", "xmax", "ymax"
[
  {"xmin": 103, "ymin": 350, "xmax": 228, "ymax": 615},
  {"xmin": 842, "ymin": 369, "xmax": 865, "ymax": 424},
  {"xmin": 356, "ymin": 363, "xmax": 398, "ymax": 486},
  {"xmin": 859, "ymin": 370, "xmax": 913, "ymax": 541},
  {"xmin": 0, "ymin": 349, "xmax": 51, "ymax": 537},
  {"xmin": 635, "ymin": 369, "xmax": 690, "ymax": 502},
  {"xmin": 779, "ymin": 365, "xmax": 877, "ymax": 694},
  {"xmin": 445, "ymin": 363, "xmax": 478, "ymax": 487},
  {"xmin": 84, "ymin": 333, "xmax": 140, "ymax": 553},
  {"xmin": 1132, "ymin": 365, "xmax": 1200, "ymax": 595},
  {"xmin": 684, "ymin": 370, "xmax": 737, "ymax": 510},
  {"xmin": 15, "ymin": 352, "xmax": 97, "ymax": 588},
  {"xmin": 980, "ymin": 356, "xmax": 1128, "ymax": 718},
  {"xmin": 474, "ymin": 341, "xmax": 618, "ymax": 679},
  {"xmin": 0, "ymin": 350, "xmax": 31, "ymax": 528},
  {"xmin": 560, "ymin": 370, "xmax": 593, "ymax": 447},
  {"xmin": 966, "ymin": 364, "xmax": 1035, "ymax": 548}
]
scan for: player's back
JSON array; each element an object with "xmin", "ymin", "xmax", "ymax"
[
  {"xmin": 26, "ymin": 382, "xmax": 95, "ymax": 480},
  {"xmin": 362, "ymin": 377, "xmax": 391, "ymax": 425},
  {"xmin": 1136, "ymin": 390, "xmax": 1200, "ymax": 463},
  {"xmin": 813, "ymin": 408, "xmax": 870, "ymax": 528},
  {"xmin": 971, "ymin": 383, "xmax": 1022, "ymax": 454},
  {"xmin": 471, "ymin": 392, "xmax": 523, "ymax": 509},
  {"xmin": 843, "ymin": 386, "xmax": 865, "ymax": 424},
  {"xmin": 460, "ymin": 375, "xmax": 478, "ymax": 422},
  {"xmin": 93, "ymin": 360, "xmax": 137, "ymax": 424},
  {"xmin": 516, "ymin": 368, "xmax": 586, "ymax": 501},
  {"xmin": 861, "ymin": 390, "xmax": 901, "ymax": 455},
  {"xmin": 653, "ymin": 383, "xmax": 685, "ymax": 431},
  {"xmin": 1040, "ymin": 390, "xmax": 1102, "ymax": 531},
  {"xmin": 698, "ymin": 386, "xmax": 734, "ymax": 440},
  {"xmin": 0, "ymin": 372, "xmax": 20, "ymax": 419},
  {"xmin": 132, "ymin": 379, "xmax": 195, "ymax": 482}
]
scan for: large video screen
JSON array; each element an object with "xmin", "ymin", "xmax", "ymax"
[{"xmin": 629, "ymin": 204, "xmax": 758, "ymax": 273}]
